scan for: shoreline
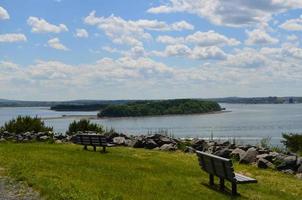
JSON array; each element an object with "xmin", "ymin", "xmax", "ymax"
[{"xmin": 42, "ymin": 110, "xmax": 230, "ymax": 120}]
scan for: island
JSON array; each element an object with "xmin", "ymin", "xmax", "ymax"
[{"xmin": 97, "ymin": 99, "xmax": 222, "ymax": 117}]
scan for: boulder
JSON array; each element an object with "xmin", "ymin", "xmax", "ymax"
[
  {"xmin": 230, "ymin": 148, "xmax": 246, "ymax": 161},
  {"xmin": 276, "ymin": 156, "xmax": 297, "ymax": 171},
  {"xmin": 159, "ymin": 144, "xmax": 177, "ymax": 151},
  {"xmin": 55, "ymin": 140, "xmax": 63, "ymax": 144},
  {"xmin": 113, "ymin": 137, "xmax": 126, "ymax": 145},
  {"xmin": 257, "ymin": 158, "xmax": 274, "ymax": 169},
  {"xmin": 239, "ymin": 147, "xmax": 258, "ymax": 164},
  {"xmin": 214, "ymin": 148, "xmax": 232, "ymax": 158},
  {"xmin": 144, "ymin": 139, "xmax": 158, "ymax": 149},
  {"xmin": 282, "ymin": 169, "xmax": 295, "ymax": 175},
  {"xmin": 39, "ymin": 135, "xmax": 49, "ymax": 141},
  {"xmin": 297, "ymin": 164, "xmax": 302, "ymax": 174},
  {"xmin": 183, "ymin": 146, "xmax": 196, "ymax": 153},
  {"xmin": 0, "ymin": 138, "xmax": 6, "ymax": 142},
  {"xmin": 191, "ymin": 139, "xmax": 206, "ymax": 151},
  {"xmin": 132, "ymin": 138, "xmax": 144, "ymax": 148},
  {"xmin": 296, "ymin": 173, "xmax": 302, "ymax": 180},
  {"xmin": 256, "ymin": 154, "xmax": 274, "ymax": 162}
]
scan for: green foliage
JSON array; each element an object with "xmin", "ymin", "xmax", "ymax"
[
  {"xmin": 0, "ymin": 116, "xmax": 53, "ymax": 134},
  {"xmin": 281, "ymin": 133, "xmax": 302, "ymax": 153},
  {"xmin": 259, "ymin": 137, "xmax": 271, "ymax": 149},
  {"xmin": 0, "ymin": 143, "xmax": 301, "ymax": 200},
  {"xmin": 67, "ymin": 119, "xmax": 104, "ymax": 135},
  {"xmin": 98, "ymin": 99, "xmax": 221, "ymax": 117}
]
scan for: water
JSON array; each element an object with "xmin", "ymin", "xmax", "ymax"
[{"xmin": 0, "ymin": 104, "xmax": 302, "ymax": 145}]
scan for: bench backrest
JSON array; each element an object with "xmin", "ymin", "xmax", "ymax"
[
  {"xmin": 74, "ymin": 134, "xmax": 107, "ymax": 146},
  {"xmin": 196, "ymin": 151, "xmax": 235, "ymax": 181}
]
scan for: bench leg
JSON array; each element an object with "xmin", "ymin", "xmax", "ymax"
[
  {"xmin": 219, "ymin": 178, "xmax": 225, "ymax": 191},
  {"xmin": 231, "ymin": 182, "xmax": 237, "ymax": 195},
  {"xmin": 209, "ymin": 174, "xmax": 214, "ymax": 186},
  {"xmin": 83, "ymin": 145, "xmax": 88, "ymax": 150},
  {"xmin": 93, "ymin": 146, "xmax": 96, "ymax": 152},
  {"xmin": 101, "ymin": 146, "xmax": 106, "ymax": 153}
]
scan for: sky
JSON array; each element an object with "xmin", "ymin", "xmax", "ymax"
[{"xmin": 1, "ymin": 0, "xmax": 302, "ymax": 100}]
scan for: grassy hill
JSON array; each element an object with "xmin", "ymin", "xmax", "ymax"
[{"xmin": 0, "ymin": 143, "xmax": 301, "ymax": 200}]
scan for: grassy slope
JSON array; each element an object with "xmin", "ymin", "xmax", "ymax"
[{"xmin": 0, "ymin": 143, "xmax": 301, "ymax": 200}]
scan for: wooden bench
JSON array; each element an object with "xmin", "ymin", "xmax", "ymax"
[
  {"xmin": 196, "ymin": 151, "xmax": 257, "ymax": 195},
  {"xmin": 73, "ymin": 134, "xmax": 113, "ymax": 153}
]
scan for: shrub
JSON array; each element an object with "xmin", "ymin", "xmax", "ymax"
[
  {"xmin": 0, "ymin": 116, "xmax": 53, "ymax": 134},
  {"xmin": 281, "ymin": 133, "xmax": 302, "ymax": 153},
  {"xmin": 67, "ymin": 119, "xmax": 104, "ymax": 135}
]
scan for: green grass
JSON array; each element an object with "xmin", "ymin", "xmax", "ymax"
[{"xmin": 0, "ymin": 143, "xmax": 301, "ymax": 200}]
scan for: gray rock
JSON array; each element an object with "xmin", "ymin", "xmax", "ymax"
[
  {"xmin": 276, "ymin": 156, "xmax": 297, "ymax": 171},
  {"xmin": 296, "ymin": 173, "xmax": 302, "ymax": 180},
  {"xmin": 39, "ymin": 135, "xmax": 49, "ymax": 141},
  {"xmin": 144, "ymin": 139, "xmax": 158, "ymax": 149},
  {"xmin": 159, "ymin": 144, "xmax": 177, "ymax": 151},
  {"xmin": 0, "ymin": 138, "xmax": 6, "ymax": 142},
  {"xmin": 55, "ymin": 140, "xmax": 63, "ymax": 144},
  {"xmin": 256, "ymin": 154, "xmax": 274, "ymax": 162},
  {"xmin": 239, "ymin": 147, "xmax": 258, "ymax": 164},
  {"xmin": 132, "ymin": 138, "xmax": 144, "ymax": 148},
  {"xmin": 214, "ymin": 148, "xmax": 232, "ymax": 158},
  {"xmin": 191, "ymin": 139, "xmax": 206, "ymax": 151},
  {"xmin": 113, "ymin": 137, "xmax": 126, "ymax": 145},
  {"xmin": 282, "ymin": 169, "xmax": 295, "ymax": 175},
  {"xmin": 297, "ymin": 164, "xmax": 302, "ymax": 174},
  {"xmin": 230, "ymin": 148, "xmax": 246, "ymax": 161},
  {"xmin": 257, "ymin": 158, "xmax": 274, "ymax": 169}
]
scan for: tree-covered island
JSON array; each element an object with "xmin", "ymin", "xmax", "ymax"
[{"xmin": 97, "ymin": 99, "xmax": 222, "ymax": 117}]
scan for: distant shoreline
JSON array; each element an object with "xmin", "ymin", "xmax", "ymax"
[{"xmin": 42, "ymin": 110, "xmax": 230, "ymax": 120}]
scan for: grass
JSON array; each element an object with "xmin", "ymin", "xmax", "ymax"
[{"xmin": 0, "ymin": 143, "xmax": 301, "ymax": 200}]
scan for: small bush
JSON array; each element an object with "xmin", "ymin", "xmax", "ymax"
[
  {"xmin": 281, "ymin": 133, "xmax": 302, "ymax": 153},
  {"xmin": 0, "ymin": 116, "xmax": 53, "ymax": 134},
  {"xmin": 67, "ymin": 119, "xmax": 104, "ymax": 135}
]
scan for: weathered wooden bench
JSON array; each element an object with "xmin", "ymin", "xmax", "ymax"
[
  {"xmin": 73, "ymin": 134, "xmax": 113, "ymax": 153},
  {"xmin": 196, "ymin": 151, "xmax": 257, "ymax": 195}
]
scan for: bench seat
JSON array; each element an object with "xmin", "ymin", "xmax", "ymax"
[{"xmin": 235, "ymin": 173, "xmax": 257, "ymax": 183}]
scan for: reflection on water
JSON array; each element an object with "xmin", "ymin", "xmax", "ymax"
[{"xmin": 1, "ymin": 104, "xmax": 302, "ymax": 145}]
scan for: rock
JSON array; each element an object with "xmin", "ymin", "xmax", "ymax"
[
  {"xmin": 214, "ymin": 148, "xmax": 232, "ymax": 158},
  {"xmin": 191, "ymin": 139, "xmax": 206, "ymax": 151},
  {"xmin": 39, "ymin": 135, "xmax": 49, "ymax": 141},
  {"xmin": 282, "ymin": 169, "xmax": 295, "ymax": 175},
  {"xmin": 230, "ymin": 148, "xmax": 246, "ymax": 160},
  {"xmin": 257, "ymin": 158, "xmax": 274, "ymax": 169},
  {"xmin": 256, "ymin": 154, "xmax": 274, "ymax": 162},
  {"xmin": 159, "ymin": 144, "xmax": 177, "ymax": 151},
  {"xmin": 132, "ymin": 138, "xmax": 144, "ymax": 148},
  {"xmin": 55, "ymin": 140, "xmax": 63, "ymax": 144},
  {"xmin": 144, "ymin": 139, "xmax": 158, "ymax": 149},
  {"xmin": 276, "ymin": 156, "xmax": 297, "ymax": 171},
  {"xmin": 239, "ymin": 147, "xmax": 258, "ymax": 164},
  {"xmin": 0, "ymin": 138, "xmax": 6, "ymax": 142},
  {"xmin": 113, "ymin": 137, "xmax": 126, "ymax": 145},
  {"xmin": 184, "ymin": 146, "xmax": 196, "ymax": 153},
  {"xmin": 296, "ymin": 173, "xmax": 302, "ymax": 180},
  {"xmin": 297, "ymin": 164, "xmax": 302, "ymax": 174}
]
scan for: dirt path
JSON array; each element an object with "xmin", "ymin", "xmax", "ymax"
[{"xmin": 0, "ymin": 168, "xmax": 41, "ymax": 200}]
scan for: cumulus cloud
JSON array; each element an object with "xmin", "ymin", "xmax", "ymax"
[
  {"xmin": 147, "ymin": 0, "xmax": 302, "ymax": 27},
  {"xmin": 0, "ymin": 6, "xmax": 9, "ymax": 20},
  {"xmin": 156, "ymin": 30, "xmax": 240, "ymax": 47},
  {"xmin": 27, "ymin": 17, "xmax": 68, "ymax": 33},
  {"xmin": 47, "ymin": 38, "xmax": 69, "ymax": 50},
  {"xmin": 245, "ymin": 29, "xmax": 279, "ymax": 45},
  {"xmin": 0, "ymin": 33, "xmax": 27, "ymax": 42},
  {"xmin": 279, "ymin": 16, "xmax": 302, "ymax": 31},
  {"xmin": 75, "ymin": 28, "xmax": 89, "ymax": 38},
  {"xmin": 83, "ymin": 11, "xmax": 194, "ymax": 46}
]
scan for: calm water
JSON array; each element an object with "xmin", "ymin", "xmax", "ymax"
[{"xmin": 1, "ymin": 104, "xmax": 302, "ymax": 145}]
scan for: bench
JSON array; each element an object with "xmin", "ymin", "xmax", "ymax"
[
  {"xmin": 73, "ymin": 134, "xmax": 113, "ymax": 153},
  {"xmin": 196, "ymin": 151, "xmax": 257, "ymax": 195}
]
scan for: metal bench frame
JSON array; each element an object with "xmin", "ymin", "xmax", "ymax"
[
  {"xmin": 196, "ymin": 151, "xmax": 257, "ymax": 195},
  {"xmin": 74, "ymin": 134, "xmax": 112, "ymax": 153}
]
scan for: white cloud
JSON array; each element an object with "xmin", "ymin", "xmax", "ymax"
[
  {"xmin": 156, "ymin": 35, "xmax": 185, "ymax": 44},
  {"xmin": 186, "ymin": 31, "xmax": 240, "ymax": 46},
  {"xmin": 147, "ymin": 0, "xmax": 302, "ymax": 27},
  {"xmin": 0, "ymin": 33, "xmax": 27, "ymax": 42},
  {"xmin": 245, "ymin": 29, "xmax": 279, "ymax": 45},
  {"xmin": 75, "ymin": 28, "xmax": 89, "ymax": 38},
  {"xmin": 83, "ymin": 11, "xmax": 194, "ymax": 46},
  {"xmin": 27, "ymin": 17, "xmax": 68, "ymax": 33},
  {"xmin": 190, "ymin": 46, "xmax": 227, "ymax": 60},
  {"xmin": 0, "ymin": 6, "xmax": 9, "ymax": 20},
  {"xmin": 279, "ymin": 16, "xmax": 302, "ymax": 31},
  {"xmin": 47, "ymin": 38, "xmax": 69, "ymax": 51},
  {"xmin": 287, "ymin": 34, "xmax": 298, "ymax": 41}
]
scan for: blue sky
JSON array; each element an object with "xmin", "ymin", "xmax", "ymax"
[{"xmin": 1, "ymin": 0, "xmax": 302, "ymax": 100}]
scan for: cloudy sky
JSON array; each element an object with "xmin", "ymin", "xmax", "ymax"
[{"xmin": 1, "ymin": 0, "xmax": 302, "ymax": 100}]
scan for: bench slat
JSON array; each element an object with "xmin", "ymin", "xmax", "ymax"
[{"xmin": 234, "ymin": 173, "xmax": 257, "ymax": 183}]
